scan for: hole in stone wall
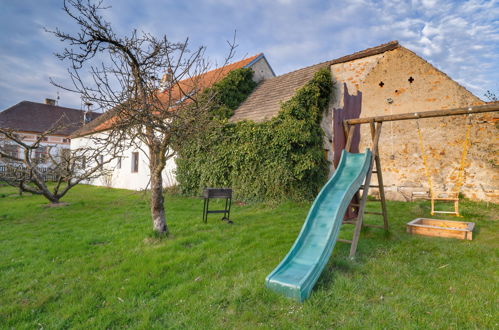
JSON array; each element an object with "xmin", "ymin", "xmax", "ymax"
[
  {"xmin": 408, "ymin": 76, "xmax": 414, "ymax": 83},
  {"xmin": 379, "ymin": 81, "xmax": 384, "ymax": 87}
]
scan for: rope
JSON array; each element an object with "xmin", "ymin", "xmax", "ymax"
[
  {"xmin": 416, "ymin": 117, "xmax": 434, "ymax": 199},
  {"xmin": 453, "ymin": 114, "xmax": 472, "ymax": 194},
  {"xmin": 415, "ymin": 112, "xmax": 473, "ymax": 199}
]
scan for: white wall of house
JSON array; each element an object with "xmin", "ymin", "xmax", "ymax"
[
  {"xmin": 71, "ymin": 57, "xmax": 275, "ymax": 191},
  {"xmin": 0, "ymin": 131, "xmax": 71, "ymax": 165},
  {"xmin": 71, "ymin": 132, "xmax": 177, "ymax": 190}
]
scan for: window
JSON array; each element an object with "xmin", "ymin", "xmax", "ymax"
[
  {"xmin": 98, "ymin": 155, "xmax": 104, "ymax": 167},
  {"xmin": 41, "ymin": 137, "xmax": 49, "ymax": 142},
  {"xmin": 62, "ymin": 138, "xmax": 70, "ymax": 143},
  {"xmin": 33, "ymin": 146, "xmax": 48, "ymax": 163},
  {"xmin": 3, "ymin": 144, "xmax": 18, "ymax": 159},
  {"xmin": 131, "ymin": 152, "xmax": 139, "ymax": 173},
  {"xmin": 81, "ymin": 156, "xmax": 86, "ymax": 169},
  {"xmin": 117, "ymin": 156, "xmax": 122, "ymax": 169}
]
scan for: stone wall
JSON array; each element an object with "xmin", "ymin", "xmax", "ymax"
[{"xmin": 329, "ymin": 47, "xmax": 498, "ymax": 202}]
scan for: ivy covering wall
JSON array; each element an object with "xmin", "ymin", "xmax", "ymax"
[{"xmin": 175, "ymin": 67, "xmax": 334, "ymax": 202}]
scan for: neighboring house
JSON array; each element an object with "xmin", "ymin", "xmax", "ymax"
[
  {"xmin": 231, "ymin": 41, "xmax": 497, "ymax": 202},
  {"xmin": 0, "ymin": 99, "xmax": 101, "ymax": 166},
  {"xmin": 70, "ymin": 54, "xmax": 275, "ymax": 190}
]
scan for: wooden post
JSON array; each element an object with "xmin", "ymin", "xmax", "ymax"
[
  {"xmin": 349, "ymin": 121, "xmax": 385, "ymax": 258},
  {"xmin": 345, "ymin": 124, "xmax": 355, "ymax": 152},
  {"xmin": 372, "ymin": 122, "xmax": 389, "ymax": 230}
]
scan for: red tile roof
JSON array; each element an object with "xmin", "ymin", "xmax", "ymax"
[{"xmin": 72, "ymin": 54, "xmax": 262, "ymax": 137}]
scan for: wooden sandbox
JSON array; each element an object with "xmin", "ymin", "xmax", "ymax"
[{"xmin": 407, "ymin": 218, "xmax": 475, "ymax": 240}]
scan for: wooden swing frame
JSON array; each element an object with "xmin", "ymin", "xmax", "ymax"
[{"xmin": 340, "ymin": 103, "xmax": 498, "ymax": 257}]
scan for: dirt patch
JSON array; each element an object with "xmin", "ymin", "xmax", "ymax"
[{"xmin": 42, "ymin": 202, "xmax": 70, "ymax": 208}]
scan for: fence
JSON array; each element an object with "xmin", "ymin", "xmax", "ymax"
[{"xmin": 0, "ymin": 164, "xmax": 62, "ymax": 182}]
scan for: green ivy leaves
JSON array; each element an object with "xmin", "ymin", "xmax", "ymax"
[{"xmin": 176, "ymin": 68, "xmax": 333, "ymax": 202}]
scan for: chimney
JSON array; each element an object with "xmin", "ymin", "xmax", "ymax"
[
  {"xmin": 159, "ymin": 68, "xmax": 174, "ymax": 92},
  {"xmin": 45, "ymin": 98, "xmax": 56, "ymax": 106},
  {"xmin": 83, "ymin": 102, "xmax": 93, "ymax": 124}
]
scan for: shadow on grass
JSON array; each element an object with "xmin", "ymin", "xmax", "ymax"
[{"xmin": 312, "ymin": 224, "xmax": 402, "ymax": 295}]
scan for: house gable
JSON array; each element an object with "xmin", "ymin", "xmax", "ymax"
[
  {"xmin": 231, "ymin": 41, "xmax": 400, "ymax": 123},
  {"xmin": 244, "ymin": 54, "xmax": 276, "ymax": 83},
  {"xmin": 360, "ymin": 46, "xmax": 483, "ymax": 118}
]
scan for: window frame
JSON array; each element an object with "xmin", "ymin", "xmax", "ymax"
[{"xmin": 131, "ymin": 152, "xmax": 139, "ymax": 173}]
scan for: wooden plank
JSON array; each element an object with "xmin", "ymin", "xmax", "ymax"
[
  {"xmin": 345, "ymin": 124, "xmax": 355, "ymax": 152},
  {"xmin": 369, "ymin": 119, "xmax": 376, "ymax": 141},
  {"xmin": 345, "ymin": 103, "xmax": 499, "ymax": 125},
  {"xmin": 342, "ymin": 220, "xmax": 357, "ymax": 225},
  {"xmin": 406, "ymin": 218, "xmax": 474, "ymax": 240},
  {"xmin": 337, "ymin": 238, "xmax": 353, "ymax": 244},
  {"xmin": 363, "ymin": 224, "xmax": 385, "ymax": 229},
  {"xmin": 343, "ymin": 121, "xmax": 349, "ymax": 145},
  {"xmin": 372, "ymin": 122, "xmax": 389, "ymax": 230},
  {"xmin": 349, "ymin": 154, "xmax": 377, "ymax": 258},
  {"xmin": 407, "ymin": 225, "xmax": 472, "ymax": 240},
  {"xmin": 364, "ymin": 211, "xmax": 383, "ymax": 215},
  {"xmin": 418, "ymin": 218, "xmax": 469, "ymax": 229}
]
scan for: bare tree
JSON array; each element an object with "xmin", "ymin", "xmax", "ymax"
[
  {"xmin": 48, "ymin": 0, "xmax": 236, "ymax": 234},
  {"xmin": 484, "ymin": 90, "xmax": 498, "ymax": 102},
  {"xmin": 0, "ymin": 121, "xmax": 125, "ymax": 204}
]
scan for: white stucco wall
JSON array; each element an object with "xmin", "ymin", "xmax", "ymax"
[
  {"xmin": 71, "ymin": 56, "xmax": 275, "ymax": 191},
  {"xmin": 71, "ymin": 133, "xmax": 177, "ymax": 190},
  {"xmin": 0, "ymin": 131, "xmax": 71, "ymax": 165},
  {"xmin": 249, "ymin": 56, "xmax": 276, "ymax": 82}
]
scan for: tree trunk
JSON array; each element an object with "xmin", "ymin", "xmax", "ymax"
[{"xmin": 150, "ymin": 167, "xmax": 168, "ymax": 234}]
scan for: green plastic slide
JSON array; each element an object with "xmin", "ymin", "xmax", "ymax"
[{"xmin": 265, "ymin": 149, "xmax": 372, "ymax": 301}]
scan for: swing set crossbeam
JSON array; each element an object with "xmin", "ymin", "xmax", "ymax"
[{"xmin": 345, "ymin": 103, "xmax": 499, "ymax": 125}]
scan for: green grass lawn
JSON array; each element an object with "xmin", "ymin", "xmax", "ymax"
[{"xmin": 0, "ymin": 185, "xmax": 497, "ymax": 329}]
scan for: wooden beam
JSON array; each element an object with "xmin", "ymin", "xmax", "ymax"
[
  {"xmin": 345, "ymin": 124, "xmax": 355, "ymax": 152},
  {"xmin": 345, "ymin": 103, "xmax": 499, "ymax": 125}
]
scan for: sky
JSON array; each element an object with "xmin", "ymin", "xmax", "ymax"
[{"xmin": 0, "ymin": 0, "xmax": 498, "ymax": 111}]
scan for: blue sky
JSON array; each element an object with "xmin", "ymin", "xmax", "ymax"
[{"xmin": 0, "ymin": 0, "xmax": 498, "ymax": 110}]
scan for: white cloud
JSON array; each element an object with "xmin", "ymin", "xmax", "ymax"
[{"xmin": 0, "ymin": 0, "xmax": 498, "ymax": 109}]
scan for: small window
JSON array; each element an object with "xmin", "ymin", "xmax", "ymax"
[
  {"xmin": 131, "ymin": 152, "xmax": 139, "ymax": 173},
  {"xmin": 117, "ymin": 157, "xmax": 122, "ymax": 169},
  {"xmin": 98, "ymin": 155, "xmax": 104, "ymax": 167},
  {"xmin": 62, "ymin": 138, "xmax": 70, "ymax": 143},
  {"xmin": 3, "ymin": 144, "xmax": 19, "ymax": 158},
  {"xmin": 42, "ymin": 137, "xmax": 49, "ymax": 142},
  {"xmin": 33, "ymin": 146, "xmax": 48, "ymax": 163},
  {"xmin": 81, "ymin": 156, "xmax": 86, "ymax": 169}
]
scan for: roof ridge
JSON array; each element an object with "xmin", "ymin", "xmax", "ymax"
[
  {"xmin": 270, "ymin": 40, "xmax": 400, "ymax": 80},
  {"xmin": 170, "ymin": 53, "xmax": 262, "ymax": 86},
  {"xmin": 230, "ymin": 41, "xmax": 401, "ymax": 123},
  {"xmin": 13, "ymin": 100, "xmax": 87, "ymax": 112}
]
